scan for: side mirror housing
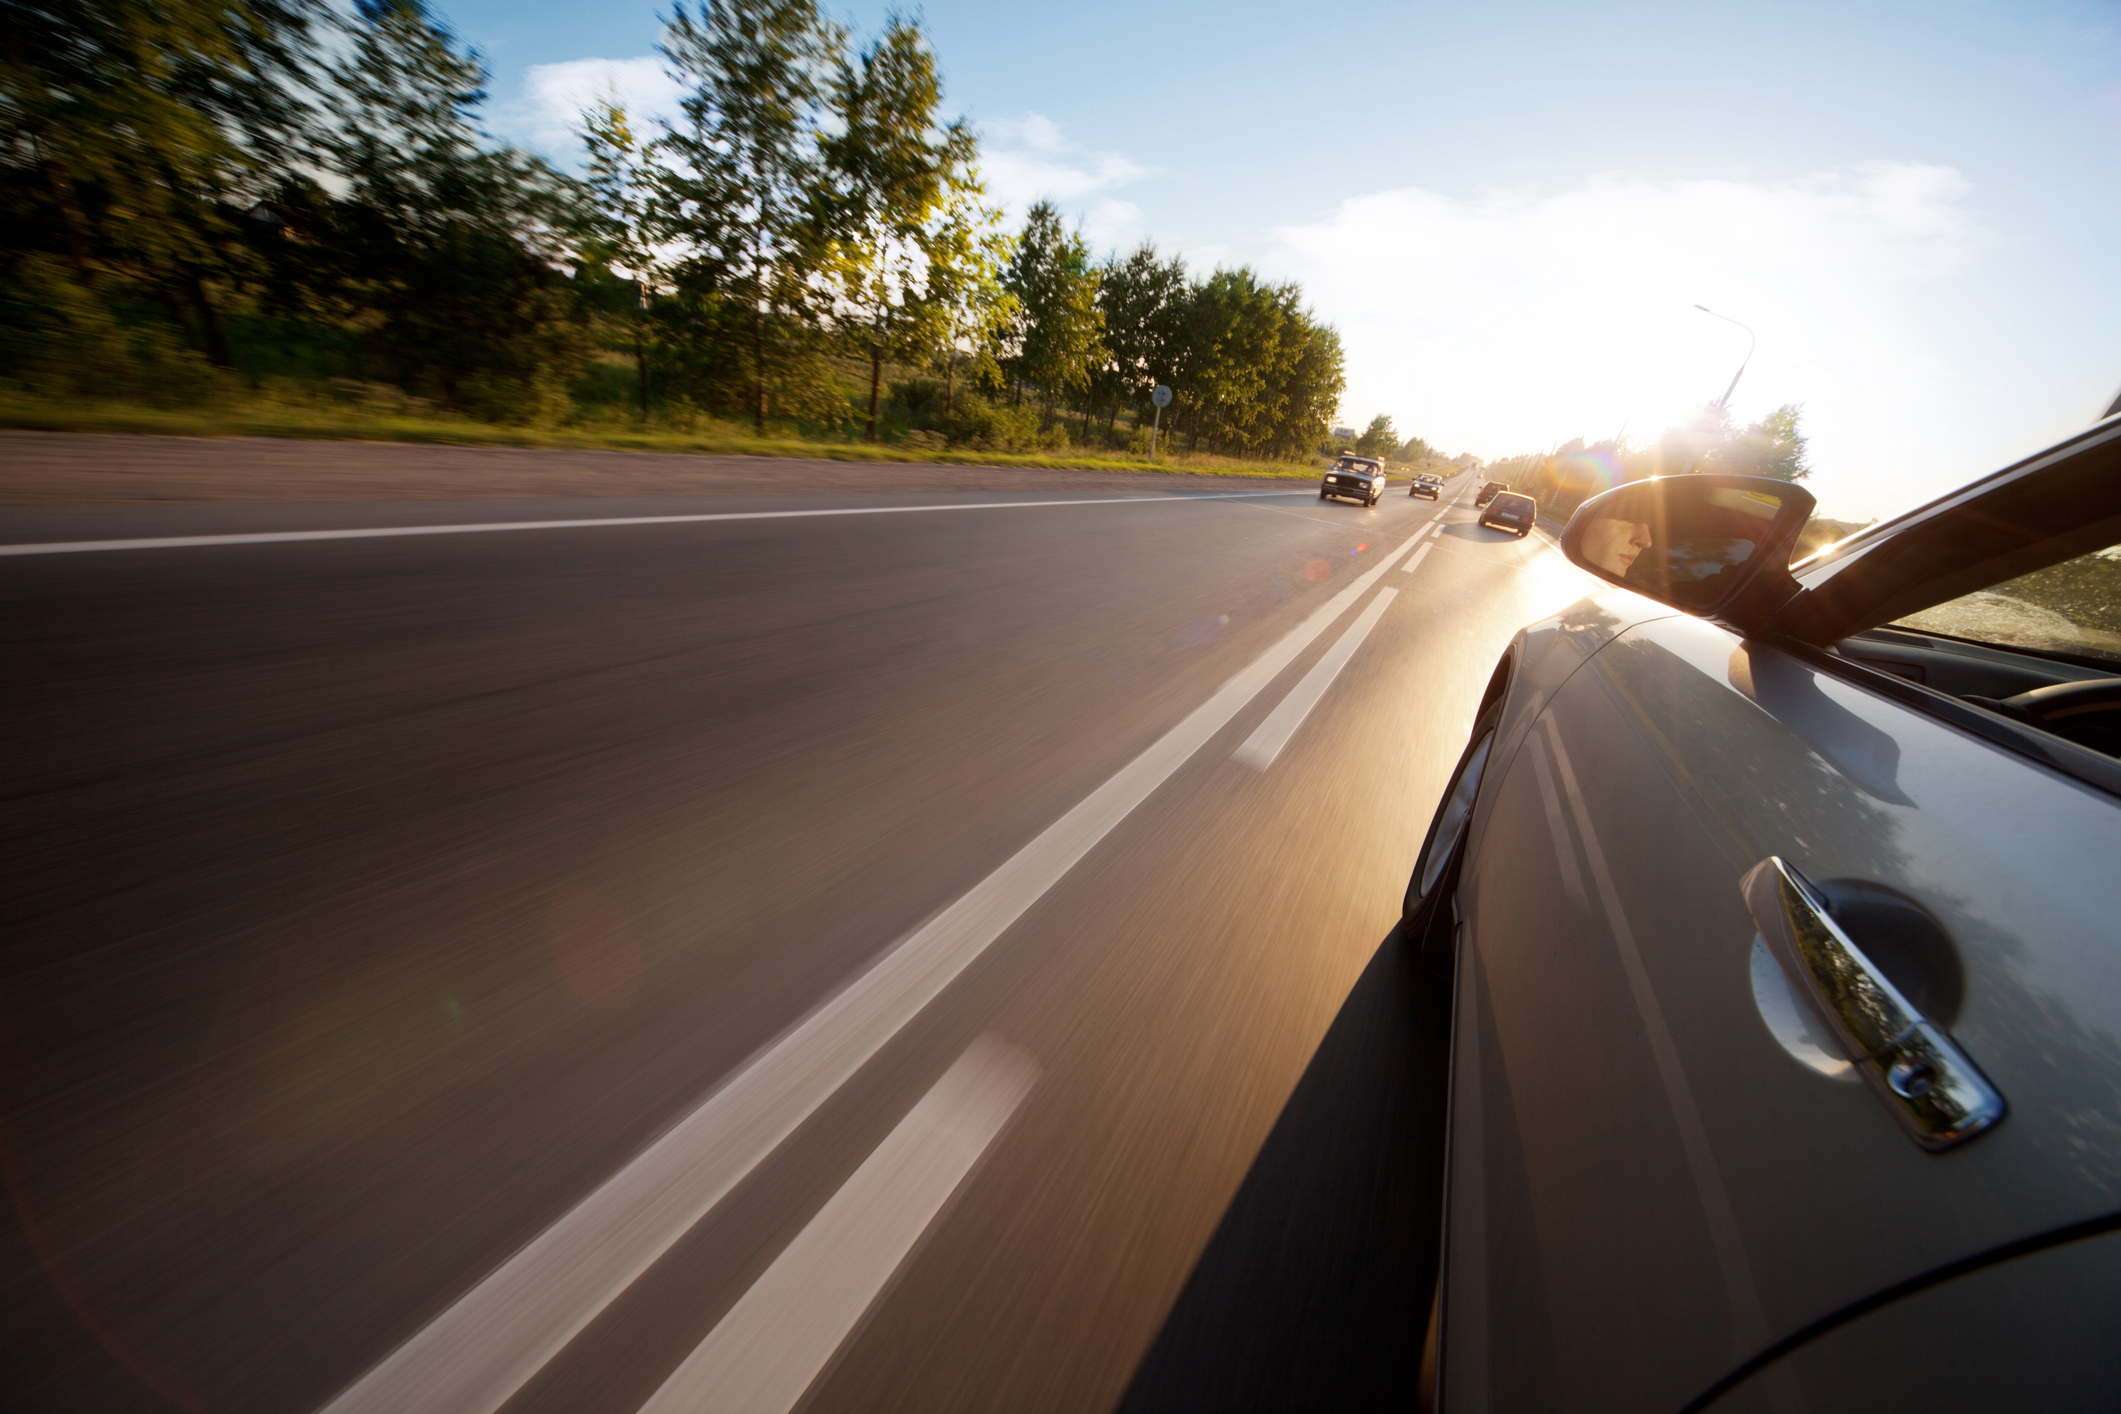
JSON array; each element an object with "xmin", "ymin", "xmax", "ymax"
[{"xmin": 1560, "ymin": 475, "xmax": 1817, "ymax": 632}]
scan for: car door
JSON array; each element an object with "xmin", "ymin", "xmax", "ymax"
[
  {"xmin": 1439, "ymin": 604, "xmax": 2121, "ymax": 1410},
  {"xmin": 1698, "ymin": 1225, "xmax": 2121, "ymax": 1412}
]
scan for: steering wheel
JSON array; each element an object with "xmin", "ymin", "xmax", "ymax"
[{"xmin": 1976, "ymin": 677, "xmax": 2121, "ymax": 758}]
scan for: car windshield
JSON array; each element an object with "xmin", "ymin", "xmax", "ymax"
[{"xmin": 1889, "ymin": 541, "xmax": 2121, "ymax": 668}]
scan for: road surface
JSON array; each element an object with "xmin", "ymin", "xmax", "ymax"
[{"xmin": 1, "ymin": 463, "xmax": 1591, "ymax": 1413}]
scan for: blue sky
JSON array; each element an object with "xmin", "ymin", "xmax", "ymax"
[{"xmin": 445, "ymin": 0, "xmax": 2121, "ymax": 520}]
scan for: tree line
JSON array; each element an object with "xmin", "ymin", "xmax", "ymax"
[
  {"xmin": 1345, "ymin": 413, "xmax": 1447, "ymax": 464},
  {"xmin": 1485, "ymin": 401, "xmax": 1812, "ymax": 520},
  {"xmin": 2, "ymin": 0, "xmax": 1345, "ymax": 457}
]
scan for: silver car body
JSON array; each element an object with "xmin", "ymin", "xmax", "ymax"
[{"xmin": 1434, "ymin": 422, "xmax": 2121, "ymax": 1409}]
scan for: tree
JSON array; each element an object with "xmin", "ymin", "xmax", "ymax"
[
  {"xmin": 1001, "ymin": 200, "xmax": 1102, "ymax": 432},
  {"xmin": 660, "ymin": 0, "xmax": 844, "ymax": 432},
  {"xmin": 820, "ymin": 18, "xmax": 949, "ymax": 442},
  {"xmin": 1265, "ymin": 317, "xmax": 1344, "ymax": 458},
  {"xmin": 1719, "ymin": 403, "xmax": 1810, "ymax": 481},
  {"xmin": 1167, "ymin": 266, "xmax": 1341, "ymax": 458},
  {"xmin": 580, "ymin": 96, "xmax": 663, "ymax": 420},
  {"xmin": 1656, "ymin": 401, "xmax": 1811, "ymax": 480},
  {"xmin": 0, "ymin": 0, "xmax": 321, "ymax": 379},
  {"xmin": 1355, "ymin": 414, "xmax": 1399, "ymax": 460},
  {"xmin": 1097, "ymin": 243, "xmax": 1187, "ymax": 432},
  {"xmin": 321, "ymin": 0, "xmax": 590, "ymax": 417},
  {"xmin": 921, "ymin": 135, "xmax": 1015, "ymax": 416}
]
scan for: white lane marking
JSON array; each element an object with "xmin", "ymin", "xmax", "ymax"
[
  {"xmin": 0, "ymin": 491, "xmax": 1306, "ymax": 558},
  {"xmin": 635, "ymin": 1035, "xmax": 1036, "ymax": 1414},
  {"xmin": 1398, "ymin": 544, "xmax": 1433, "ymax": 576},
  {"xmin": 1232, "ymin": 587, "xmax": 1400, "ymax": 772},
  {"xmin": 313, "ymin": 527, "xmax": 1422, "ymax": 1414}
]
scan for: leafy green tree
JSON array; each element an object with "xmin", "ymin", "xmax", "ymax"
[
  {"xmin": 660, "ymin": 0, "xmax": 844, "ymax": 432},
  {"xmin": 1, "ymin": 0, "xmax": 320, "ymax": 381},
  {"xmin": 820, "ymin": 18, "xmax": 950, "ymax": 442},
  {"xmin": 1656, "ymin": 401, "xmax": 1810, "ymax": 480},
  {"xmin": 1164, "ymin": 266, "xmax": 1341, "ymax": 458},
  {"xmin": 1097, "ymin": 243, "xmax": 1188, "ymax": 432},
  {"xmin": 1274, "ymin": 319, "xmax": 1346, "ymax": 456},
  {"xmin": 1719, "ymin": 402, "xmax": 1810, "ymax": 480},
  {"xmin": 1184, "ymin": 267, "xmax": 1280, "ymax": 451},
  {"xmin": 579, "ymin": 96, "xmax": 664, "ymax": 420},
  {"xmin": 1355, "ymin": 414, "xmax": 1399, "ymax": 460},
  {"xmin": 920, "ymin": 135, "xmax": 1015, "ymax": 416},
  {"xmin": 321, "ymin": 0, "xmax": 590, "ymax": 418},
  {"xmin": 1001, "ymin": 199, "xmax": 1103, "ymax": 432}
]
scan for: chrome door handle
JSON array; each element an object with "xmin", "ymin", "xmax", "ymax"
[{"xmin": 1740, "ymin": 857, "xmax": 2005, "ymax": 1151}]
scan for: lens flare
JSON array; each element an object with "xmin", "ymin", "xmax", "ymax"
[{"xmin": 1534, "ymin": 447, "xmax": 1622, "ymax": 505}]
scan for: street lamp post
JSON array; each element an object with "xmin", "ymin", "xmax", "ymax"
[
  {"xmin": 1683, "ymin": 304, "xmax": 1757, "ymax": 474},
  {"xmin": 1695, "ymin": 303, "xmax": 1756, "ymax": 410}
]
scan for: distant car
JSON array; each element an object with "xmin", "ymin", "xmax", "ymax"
[
  {"xmin": 1321, "ymin": 455, "xmax": 1385, "ymax": 506},
  {"xmin": 1410, "ymin": 474, "xmax": 1441, "ymax": 500},
  {"xmin": 1400, "ymin": 422, "xmax": 2121, "ymax": 1411},
  {"xmin": 1476, "ymin": 481, "xmax": 1510, "ymax": 506},
  {"xmin": 1479, "ymin": 490, "xmax": 1536, "ymax": 536}
]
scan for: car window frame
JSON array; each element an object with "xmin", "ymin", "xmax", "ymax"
[
  {"xmin": 1755, "ymin": 417, "xmax": 2121, "ymax": 800},
  {"xmin": 1759, "ymin": 632, "xmax": 2121, "ymax": 799},
  {"xmin": 1780, "ymin": 418, "xmax": 2121, "ymax": 647}
]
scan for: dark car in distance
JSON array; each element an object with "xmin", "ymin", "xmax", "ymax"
[
  {"xmin": 1410, "ymin": 474, "xmax": 1442, "ymax": 500},
  {"xmin": 1475, "ymin": 480, "xmax": 1509, "ymax": 506},
  {"xmin": 1399, "ymin": 416, "xmax": 2121, "ymax": 1412},
  {"xmin": 1478, "ymin": 490, "xmax": 1536, "ymax": 536}
]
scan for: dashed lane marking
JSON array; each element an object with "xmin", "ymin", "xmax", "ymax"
[
  {"xmin": 633, "ymin": 1036, "xmax": 1037, "ymax": 1414},
  {"xmin": 312, "ymin": 526, "xmax": 1423, "ymax": 1414}
]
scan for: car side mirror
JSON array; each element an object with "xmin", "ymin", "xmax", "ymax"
[{"xmin": 1560, "ymin": 475, "xmax": 1816, "ymax": 630}]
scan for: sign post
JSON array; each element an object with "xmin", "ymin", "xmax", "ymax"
[{"xmin": 1149, "ymin": 384, "xmax": 1172, "ymax": 458}]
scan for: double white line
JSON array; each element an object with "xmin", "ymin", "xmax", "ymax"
[{"xmin": 317, "ymin": 530, "xmax": 1424, "ymax": 1414}]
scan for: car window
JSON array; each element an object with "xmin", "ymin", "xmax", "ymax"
[{"xmin": 1888, "ymin": 541, "xmax": 2121, "ymax": 668}]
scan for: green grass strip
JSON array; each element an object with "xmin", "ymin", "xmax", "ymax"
[{"xmin": 0, "ymin": 395, "xmax": 1321, "ymax": 481}]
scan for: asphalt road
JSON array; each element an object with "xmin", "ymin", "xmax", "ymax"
[{"xmin": 1, "ymin": 467, "xmax": 1592, "ymax": 1414}]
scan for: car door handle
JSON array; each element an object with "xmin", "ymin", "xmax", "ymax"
[{"xmin": 1740, "ymin": 857, "xmax": 2005, "ymax": 1151}]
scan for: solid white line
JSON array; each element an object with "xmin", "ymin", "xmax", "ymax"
[
  {"xmin": 635, "ymin": 1036, "xmax": 1036, "ymax": 1414},
  {"xmin": 0, "ymin": 492, "xmax": 1305, "ymax": 558},
  {"xmin": 1232, "ymin": 586, "xmax": 1400, "ymax": 772},
  {"xmin": 1397, "ymin": 544, "xmax": 1433, "ymax": 575},
  {"xmin": 313, "ymin": 527, "xmax": 1422, "ymax": 1414}
]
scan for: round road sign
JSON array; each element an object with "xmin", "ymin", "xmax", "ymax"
[{"xmin": 1151, "ymin": 385, "xmax": 1173, "ymax": 408}]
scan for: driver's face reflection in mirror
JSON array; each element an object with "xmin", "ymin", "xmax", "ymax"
[{"xmin": 1582, "ymin": 515, "xmax": 1653, "ymax": 577}]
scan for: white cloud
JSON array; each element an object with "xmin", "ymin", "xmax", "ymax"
[
  {"xmin": 1266, "ymin": 163, "xmax": 2004, "ymax": 519},
  {"xmin": 493, "ymin": 57, "xmax": 686, "ymax": 163},
  {"xmin": 980, "ymin": 113, "xmax": 1148, "ymax": 251}
]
